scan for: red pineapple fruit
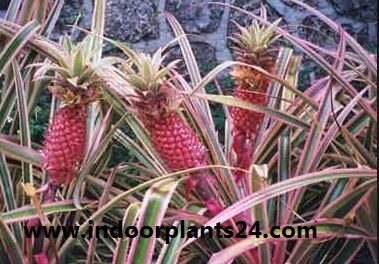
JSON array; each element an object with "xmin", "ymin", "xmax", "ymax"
[
  {"xmin": 122, "ymin": 50, "xmax": 216, "ymax": 203},
  {"xmin": 151, "ymin": 113, "xmax": 207, "ymax": 170},
  {"xmin": 36, "ymin": 36, "xmax": 101, "ymax": 188},
  {"xmin": 229, "ymin": 19, "xmax": 280, "ymax": 181},
  {"xmin": 150, "ymin": 113, "xmax": 212, "ymax": 198},
  {"xmin": 42, "ymin": 104, "xmax": 87, "ymax": 186}
]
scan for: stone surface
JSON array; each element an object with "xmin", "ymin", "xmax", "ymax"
[
  {"xmin": 53, "ymin": 0, "xmax": 377, "ymax": 52},
  {"xmin": 105, "ymin": 0, "xmax": 159, "ymax": 43},
  {"xmin": 52, "ymin": 0, "xmax": 93, "ymax": 41},
  {"xmin": 328, "ymin": 0, "xmax": 377, "ymax": 22},
  {"xmin": 167, "ymin": 42, "xmax": 217, "ymax": 74},
  {"xmin": 299, "ymin": 16, "xmax": 337, "ymax": 49},
  {"xmin": 368, "ymin": 22, "xmax": 378, "ymax": 44},
  {"xmin": 165, "ymin": 0, "xmax": 225, "ymax": 34},
  {"xmin": 50, "ymin": 0, "xmax": 377, "ymax": 86}
]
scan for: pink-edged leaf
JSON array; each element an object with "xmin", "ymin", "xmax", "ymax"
[
  {"xmin": 208, "ymin": 219, "xmax": 374, "ymax": 264},
  {"xmin": 126, "ymin": 179, "xmax": 179, "ymax": 264},
  {"xmin": 182, "ymin": 168, "xmax": 376, "ymax": 248},
  {"xmin": 0, "ymin": 135, "xmax": 42, "ymax": 165}
]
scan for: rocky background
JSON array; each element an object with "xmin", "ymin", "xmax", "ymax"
[
  {"xmin": 0, "ymin": 0, "xmax": 377, "ymax": 85},
  {"xmin": 55, "ymin": 0, "xmax": 377, "ymax": 85}
]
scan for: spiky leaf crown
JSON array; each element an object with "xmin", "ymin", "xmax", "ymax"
[
  {"xmin": 121, "ymin": 48, "xmax": 182, "ymax": 120},
  {"xmin": 230, "ymin": 19, "xmax": 280, "ymax": 66},
  {"xmin": 35, "ymin": 36, "xmax": 119, "ymax": 104},
  {"xmin": 121, "ymin": 48, "xmax": 179, "ymax": 92}
]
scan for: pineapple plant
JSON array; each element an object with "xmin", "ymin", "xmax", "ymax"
[
  {"xmin": 229, "ymin": 19, "xmax": 280, "ymax": 181},
  {"xmin": 35, "ymin": 36, "xmax": 106, "ymax": 192},
  {"xmin": 0, "ymin": 1, "xmax": 377, "ymax": 263},
  {"xmin": 122, "ymin": 49, "xmax": 216, "ymax": 203},
  {"xmin": 27, "ymin": 36, "xmax": 109, "ymax": 262}
]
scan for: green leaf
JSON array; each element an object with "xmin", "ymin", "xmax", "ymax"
[
  {"xmin": 0, "ymin": 20, "xmax": 40, "ymax": 75},
  {"xmin": 288, "ymin": 0, "xmax": 377, "ymax": 76},
  {"xmin": 191, "ymin": 93, "xmax": 310, "ymax": 129},
  {"xmin": 296, "ymin": 29, "xmax": 346, "ymax": 175},
  {"xmin": 40, "ymin": 0, "xmax": 65, "ymax": 36},
  {"xmin": 160, "ymin": 220, "xmax": 188, "ymax": 264},
  {"xmin": 0, "ymin": 216, "xmax": 23, "ymax": 264},
  {"xmin": 0, "ymin": 154, "xmax": 17, "ymax": 213},
  {"xmin": 12, "ymin": 61, "xmax": 33, "ymax": 184},
  {"xmin": 73, "ymin": 48, "xmax": 84, "ymax": 77},
  {"xmin": 250, "ymin": 165, "xmax": 271, "ymax": 264},
  {"xmin": 165, "ymin": 13, "xmax": 201, "ymax": 85},
  {"xmin": 113, "ymin": 203, "xmax": 141, "ymax": 264},
  {"xmin": 58, "ymin": 166, "xmax": 218, "ymax": 259},
  {"xmin": 2, "ymin": 200, "xmax": 86, "ymax": 223},
  {"xmin": 310, "ymin": 88, "xmax": 367, "ymax": 170},
  {"xmin": 91, "ymin": 0, "xmax": 106, "ymax": 61},
  {"xmin": 0, "ymin": 154, "xmax": 23, "ymax": 245},
  {"xmin": 85, "ymin": 166, "xmax": 117, "ymax": 264},
  {"xmin": 115, "ymin": 129, "xmax": 163, "ymax": 171},
  {"xmin": 0, "ymin": 81, "xmax": 16, "ymax": 130},
  {"xmin": 341, "ymin": 127, "xmax": 377, "ymax": 168},
  {"xmin": 127, "ymin": 179, "xmax": 179, "ymax": 264},
  {"xmin": 0, "ymin": 136, "xmax": 42, "ymax": 165},
  {"xmin": 73, "ymin": 111, "xmax": 127, "ymax": 208},
  {"xmin": 288, "ymin": 179, "xmax": 377, "ymax": 262},
  {"xmin": 166, "ymin": 12, "xmax": 216, "ymax": 132},
  {"xmin": 208, "ymin": 219, "xmax": 373, "ymax": 264},
  {"xmin": 183, "ymin": 168, "xmax": 376, "ymax": 248}
]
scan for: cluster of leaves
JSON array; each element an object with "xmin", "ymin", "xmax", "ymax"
[{"xmin": 0, "ymin": 0, "xmax": 377, "ymax": 263}]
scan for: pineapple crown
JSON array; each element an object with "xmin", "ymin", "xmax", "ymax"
[
  {"xmin": 120, "ymin": 47, "xmax": 182, "ymax": 120},
  {"xmin": 34, "ymin": 36, "xmax": 119, "ymax": 104},
  {"xmin": 230, "ymin": 19, "xmax": 281, "ymax": 64},
  {"xmin": 121, "ymin": 48, "xmax": 179, "ymax": 92}
]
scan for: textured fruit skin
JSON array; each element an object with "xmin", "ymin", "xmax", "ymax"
[
  {"xmin": 146, "ymin": 112, "xmax": 217, "ymax": 200},
  {"xmin": 230, "ymin": 85, "xmax": 268, "ymax": 140},
  {"xmin": 230, "ymin": 85, "xmax": 268, "ymax": 182},
  {"xmin": 149, "ymin": 113, "xmax": 207, "ymax": 171},
  {"xmin": 42, "ymin": 104, "xmax": 87, "ymax": 186}
]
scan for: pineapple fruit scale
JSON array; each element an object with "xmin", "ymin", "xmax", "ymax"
[{"xmin": 42, "ymin": 104, "xmax": 87, "ymax": 186}]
